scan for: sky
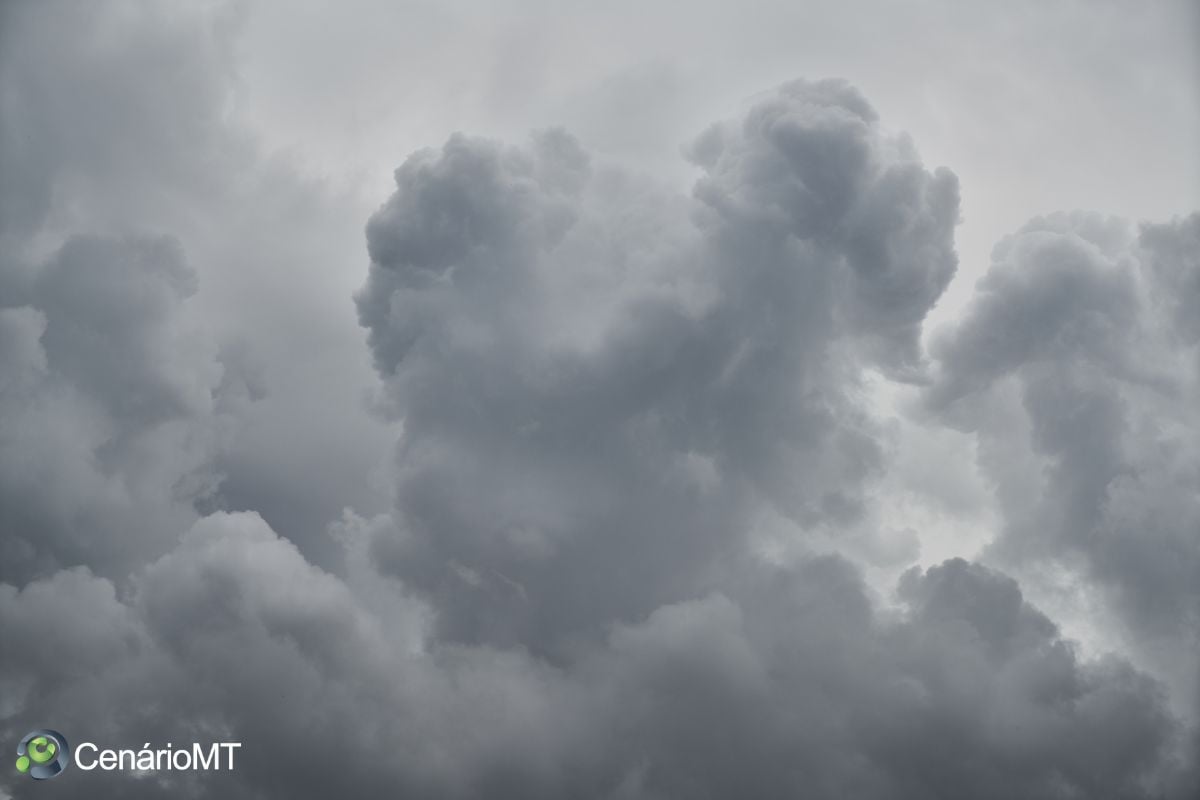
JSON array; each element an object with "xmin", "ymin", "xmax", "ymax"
[{"xmin": 0, "ymin": 1, "xmax": 1197, "ymax": 798}]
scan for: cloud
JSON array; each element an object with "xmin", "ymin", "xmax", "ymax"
[
  {"xmin": 1, "ymin": 512, "xmax": 1189, "ymax": 798},
  {"xmin": 0, "ymin": 0, "xmax": 395, "ymax": 571},
  {"xmin": 0, "ymin": 234, "xmax": 235, "ymax": 585},
  {"xmin": 925, "ymin": 212, "xmax": 1200, "ymax": 712},
  {"xmin": 356, "ymin": 79, "xmax": 959, "ymax": 648},
  {"xmin": 0, "ymin": 3, "xmax": 1195, "ymax": 795},
  {"xmin": 689, "ymin": 79, "xmax": 959, "ymax": 373}
]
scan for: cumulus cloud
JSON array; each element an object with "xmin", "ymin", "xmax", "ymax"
[
  {"xmin": 356, "ymin": 79, "xmax": 959, "ymax": 648},
  {"xmin": 2, "ymin": 512, "xmax": 1189, "ymax": 799},
  {"xmin": 0, "ymin": 3, "xmax": 1196, "ymax": 796},
  {"xmin": 925, "ymin": 213, "xmax": 1200, "ymax": 711}
]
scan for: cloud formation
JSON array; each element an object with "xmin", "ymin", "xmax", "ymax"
[
  {"xmin": 356, "ymin": 79, "xmax": 959, "ymax": 648},
  {"xmin": 3, "ymin": 512, "xmax": 1190, "ymax": 799},
  {"xmin": 0, "ymin": 234, "xmax": 235, "ymax": 584},
  {"xmin": 0, "ymin": 0, "xmax": 394, "ymax": 570},
  {"xmin": 926, "ymin": 213, "xmax": 1200, "ymax": 710},
  {"xmin": 0, "ymin": 4, "xmax": 1195, "ymax": 796}
]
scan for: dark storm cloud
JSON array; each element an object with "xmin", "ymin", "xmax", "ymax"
[
  {"xmin": 1, "ymin": 2, "xmax": 1196, "ymax": 796},
  {"xmin": 925, "ymin": 213, "xmax": 1200, "ymax": 688},
  {"xmin": 1, "ymin": 512, "xmax": 1189, "ymax": 799},
  {"xmin": 356, "ymin": 79, "xmax": 959, "ymax": 648}
]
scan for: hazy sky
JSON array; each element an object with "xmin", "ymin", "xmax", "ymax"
[{"xmin": 1, "ymin": 2, "xmax": 1197, "ymax": 798}]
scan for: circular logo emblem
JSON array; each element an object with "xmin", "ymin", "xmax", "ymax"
[{"xmin": 15, "ymin": 730, "xmax": 70, "ymax": 780}]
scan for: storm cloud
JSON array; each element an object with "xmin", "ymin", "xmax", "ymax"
[
  {"xmin": 2, "ymin": 513, "xmax": 1189, "ymax": 799},
  {"xmin": 1, "ymin": 2, "xmax": 1197, "ymax": 799},
  {"xmin": 356, "ymin": 80, "xmax": 959, "ymax": 648}
]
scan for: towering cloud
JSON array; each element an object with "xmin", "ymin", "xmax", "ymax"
[
  {"xmin": 0, "ymin": 4, "xmax": 1195, "ymax": 795},
  {"xmin": 356, "ymin": 80, "xmax": 960, "ymax": 648}
]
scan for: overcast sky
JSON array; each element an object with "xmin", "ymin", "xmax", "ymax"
[{"xmin": 1, "ymin": 1, "xmax": 1197, "ymax": 798}]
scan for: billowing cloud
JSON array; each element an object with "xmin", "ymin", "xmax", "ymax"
[
  {"xmin": 0, "ymin": 3, "xmax": 1196, "ymax": 797},
  {"xmin": 925, "ymin": 213, "xmax": 1200, "ymax": 711},
  {"xmin": 0, "ymin": 0, "xmax": 394, "ymax": 571},
  {"xmin": 0, "ymin": 234, "xmax": 235, "ymax": 584},
  {"xmin": 1, "ymin": 512, "xmax": 1189, "ymax": 798},
  {"xmin": 356, "ymin": 79, "xmax": 959, "ymax": 648}
]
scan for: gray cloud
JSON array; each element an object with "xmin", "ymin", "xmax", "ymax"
[
  {"xmin": 926, "ymin": 212, "xmax": 1200, "ymax": 712},
  {"xmin": 1, "ymin": 3, "xmax": 1196, "ymax": 798},
  {"xmin": 0, "ymin": 0, "xmax": 394, "ymax": 570},
  {"xmin": 0, "ymin": 0, "xmax": 239, "ymax": 244},
  {"xmin": 1, "ymin": 513, "xmax": 1189, "ymax": 799},
  {"xmin": 356, "ymin": 79, "xmax": 958, "ymax": 648},
  {"xmin": 0, "ymin": 234, "xmax": 233, "ymax": 585}
]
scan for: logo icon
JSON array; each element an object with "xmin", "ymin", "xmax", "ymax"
[{"xmin": 15, "ymin": 730, "xmax": 70, "ymax": 780}]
